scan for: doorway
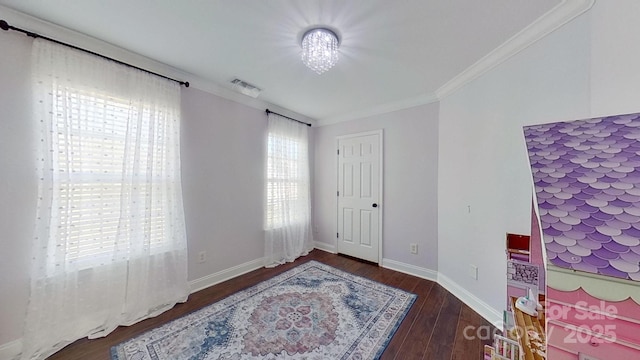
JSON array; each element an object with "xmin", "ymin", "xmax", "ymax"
[{"xmin": 336, "ymin": 130, "xmax": 382, "ymax": 263}]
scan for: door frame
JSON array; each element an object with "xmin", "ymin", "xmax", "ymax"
[{"xmin": 335, "ymin": 129, "xmax": 383, "ymax": 264}]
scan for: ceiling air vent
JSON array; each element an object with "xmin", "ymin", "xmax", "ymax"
[{"xmin": 230, "ymin": 78, "xmax": 261, "ymax": 98}]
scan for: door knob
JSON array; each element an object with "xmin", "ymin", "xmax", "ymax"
[{"xmin": 372, "ymin": 203, "xmax": 378, "ymax": 208}]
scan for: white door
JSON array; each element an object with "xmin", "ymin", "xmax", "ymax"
[{"xmin": 337, "ymin": 131, "xmax": 382, "ymax": 263}]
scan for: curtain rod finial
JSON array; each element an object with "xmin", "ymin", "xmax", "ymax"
[{"xmin": 0, "ymin": 20, "xmax": 9, "ymax": 31}]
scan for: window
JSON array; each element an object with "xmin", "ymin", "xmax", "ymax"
[
  {"xmin": 26, "ymin": 39, "xmax": 188, "ymax": 359},
  {"xmin": 31, "ymin": 37, "xmax": 186, "ymax": 279},
  {"xmin": 266, "ymin": 133, "xmax": 305, "ymax": 228},
  {"xmin": 47, "ymin": 86, "xmax": 177, "ymax": 270},
  {"xmin": 263, "ymin": 113, "xmax": 313, "ymax": 266},
  {"xmin": 52, "ymin": 87, "xmax": 164, "ymax": 268}
]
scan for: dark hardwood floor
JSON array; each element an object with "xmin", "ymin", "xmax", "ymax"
[{"xmin": 48, "ymin": 250, "xmax": 495, "ymax": 359}]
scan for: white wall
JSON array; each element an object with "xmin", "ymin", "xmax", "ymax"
[
  {"xmin": 435, "ymin": 0, "xmax": 640, "ymax": 324},
  {"xmin": 437, "ymin": 12, "xmax": 592, "ymax": 322},
  {"xmin": 314, "ymin": 103, "xmax": 439, "ymax": 272},
  {"xmin": 590, "ymin": 0, "xmax": 640, "ymax": 117}
]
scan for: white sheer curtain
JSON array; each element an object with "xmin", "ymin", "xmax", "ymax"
[
  {"xmin": 264, "ymin": 113, "xmax": 313, "ymax": 267},
  {"xmin": 22, "ymin": 39, "xmax": 189, "ymax": 360}
]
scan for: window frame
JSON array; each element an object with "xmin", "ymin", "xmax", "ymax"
[
  {"xmin": 265, "ymin": 132, "xmax": 308, "ymax": 230},
  {"xmin": 47, "ymin": 84, "xmax": 176, "ymax": 271}
]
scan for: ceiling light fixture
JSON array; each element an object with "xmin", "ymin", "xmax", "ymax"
[{"xmin": 301, "ymin": 27, "xmax": 339, "ymax": 75}]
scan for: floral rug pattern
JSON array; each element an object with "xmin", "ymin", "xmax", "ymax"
[{"xmin": 111, "ymin": 261, "xmax": 416, "ymax": 360}]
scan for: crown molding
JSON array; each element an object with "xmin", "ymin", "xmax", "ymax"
[
  {"xmin": 0, "ymin": 5, "xmax": 192, "ymax": 85},
  {"xmin": 314, "ymin": 0, "xmax": 594, "ymax": 126},
  {"xmin": 188, "ymin": 76, "xmax": 316, "ymax": 125},
  {"xmin": 1, "ymin": 0, "xmax": 594, "ymax": 128},
  {"xmin": 0, "ymin": 5, "xmax": 315, "ymax": 126},
  {"xmin": 436, "ymin": 0, "xmax": 595, "ymax": 100},
  {"xmin": 316, "ymin": 92, "xmax": 439, "ymax": 127}
]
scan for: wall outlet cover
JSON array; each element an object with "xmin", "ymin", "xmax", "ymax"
[{"xmin": 469, "ymin": 264, "xmax": 478, "ymax": 280}]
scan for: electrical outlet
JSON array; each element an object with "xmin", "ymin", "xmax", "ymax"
[
  {"xmin": 198, "ymin": 251, "xmax": 207, "ymax": 263},
  {"xmin": 410, "ymin": 243, "xmax": 418, "ymax": 254},
  {"xmin": 469, "ymin": 264, "xmax": 478, "ymax": 280}
]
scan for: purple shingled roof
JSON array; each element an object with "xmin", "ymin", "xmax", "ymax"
[{"xmin": 524, "ymin": 113, "xmax": 640, "ymax": 282}]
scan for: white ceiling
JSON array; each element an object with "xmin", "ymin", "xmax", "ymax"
[{"xmin": 0, "ymin": 0, "xmax": 563, "ymax": 123}]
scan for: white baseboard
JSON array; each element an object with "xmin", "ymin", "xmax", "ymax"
[
  {"xmin": 0, "ymin": 338, "xmax": 22, "ymax": 360},
  {"xmin": 381, "ymin": 258, "xmax": 502, "ymax": 328},
  {"xmin": 381, "ymin": 258, "xmax": 438, "ymax": 282},
  {"xmin": 314, "ymin": 241, "xmax": 337, "ymax": 254},
  {"xmin": 438, "ymin": 273, "xmax": 503, "ymax": 329},
  {"xmin": 0, "ymin": 259, "xmax": 266, "ymax": 358},
  {"xmin": 2, "ymin": 257, "xmax": 504, "ymax": 357},
  {"xmin": 188, "ymin": 257, "xmax": 264, "ymax": 294}
]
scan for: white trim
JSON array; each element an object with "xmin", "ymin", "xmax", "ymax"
[
  {"xmin": 438, "ymin": 273, "xmax": 503, "ymax": 329},
  {"xmin": 335, "ymin": 130, "xmax": 384, "ymax": 265},
  {"xmin": 381, "ymin": 258, "xmax": 437, "ymax": 282},
  {"xmin": 315, "ymin": 0, "xmax": 594, "ymax": 126},
  {"xmin": 436, "ymin": 0, "xmax": 595, "ymax": 100},
  {"xmin": 0, "ymin": 5, "xmax": 315, "ymax": 126},
  {"xmin": 188, "ymin": 257, "xmax": 264, "ymax": 294},
  {"xmin": 4, "ymin": 257, "xmax": 506, "ymax": 358},
  {"xmin": 368, "ymin": 257, "xmax": 506, "ymax": 328},
  {"xmin": 378, "ymin": 131, "xmax": 384, "ymax": 265},
  {"xmin": 1, "ymin": 258, "xmax": 270, "ymax": 359},
  {"xmin": 317, "ymin": 93, "xmax": 438, "ymax": 127},
  {"xmin": 0, "ymin": 338, "xmax": 22, "ymax": 360},
  {"xmin": 314, "ymin": 241, "xmax": 337, "ymax": 254},
  {"xmin": 0, "ymin": 1, "xmax": 593, "ymax": 128},
  {"xmin": 336, "ymin": 130, "xmax": 385, "ymax": 140}
]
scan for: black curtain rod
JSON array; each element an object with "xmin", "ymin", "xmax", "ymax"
[
  {"xmin": 0, "ymin": 19, "xmax": 189, "ymax": 87},
  {"xmin": 265, "ymin": 109, "xmax": 311, "ymax": 127}
]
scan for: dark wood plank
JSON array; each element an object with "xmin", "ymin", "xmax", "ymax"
[
  {"xmin": 423, "ymin": 291, "xmax": 463, "ymax": 360},
  {"xmin": 388, "ymin": 283, "xmax": 449, "ymax": 359},
  {"xmin": 46, "ymin": 250, "xmax": 496, "ymax": 360},
  {"xmin": 451, "ymin": 305, "xmax": 490, "ymax": 360},
  {"xmin": 379, "ymin": 277, "xmax": 433, "ymax": 359}
]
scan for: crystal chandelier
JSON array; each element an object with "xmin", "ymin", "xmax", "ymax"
[{"xmin": 301, "ymin": 28, "xmax": 339, "ymax": 75}]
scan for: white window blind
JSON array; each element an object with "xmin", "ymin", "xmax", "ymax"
[
  {"xmin": 25, "ymin": 38, "xmax": 189, "ymax": 360},
  {"xmin": 263, "ymin": 112, "xmax": 313, "ymax": 266},
  {"xmin": 266, "ymin": 133, "xmax": 304, "ymax": 228},
  {"xmin": 47, "ymin": 85, "xmax": 176, "ymax": 270}
]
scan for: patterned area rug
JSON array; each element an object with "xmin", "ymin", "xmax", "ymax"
[{"xmin": 111, "ymin": 260, "xmax": 416, "ymax": 360}]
